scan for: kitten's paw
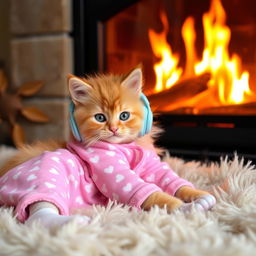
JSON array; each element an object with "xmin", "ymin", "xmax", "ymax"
[
  {"xmin": 166, "ymin": 199, "xmax": 184, "ymax": 212},
  {"xmin": 142, "ymin": 191, "xmax": 184, "ymax": 212}
]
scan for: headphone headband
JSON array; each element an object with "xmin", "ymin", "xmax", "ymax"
[
  {"xmin": 69, "ymin": 101, "xmax": 83, "ymax": 142},
  {"xmin": 139, "ymin": 93, "xmax": 153, "ymax": 137}
]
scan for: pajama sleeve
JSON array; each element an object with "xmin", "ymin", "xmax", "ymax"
[
  {"xmin": 141, "ymin": 150, "xmax": 195, "ymax": 196},
  {"xmin": 86, "ymin": 148, "xmax": 161, "ymax": 208}
]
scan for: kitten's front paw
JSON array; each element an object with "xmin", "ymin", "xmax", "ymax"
[
  {"xmin": 165, "ymin": 198, "xmax": 184, "ymax": 212},
  {"xmin": 175, "ymin": 186, "xmax": 212, "ymax": 202},
  {"xmin": 141, "ymin": 191, "xmax": 184, "ymax": 212}
]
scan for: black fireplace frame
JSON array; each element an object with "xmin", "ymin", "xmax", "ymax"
[
  {"xmin": 72, "ymin": 0, "xmax": 256, "ymax": 162},
  {"xmin": 72, "ymin": 0, "xmax": 138, "ymax": 76},
  {"xmin": 156, "ymin": 114, "xmax": 256, "ymax": 162}
]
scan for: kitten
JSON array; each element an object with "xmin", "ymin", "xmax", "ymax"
[{"xmin": 0, "ymin": 68, "xmax": 215, "ymax": 229}]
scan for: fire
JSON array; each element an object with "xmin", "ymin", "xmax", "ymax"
[
  {"xmin": 148, "ymin": 12, "xmax": 182, "ymax": 93},
  {"xmin": 149, "ymin": 0, "xmax": 253, "ymax": 106}
]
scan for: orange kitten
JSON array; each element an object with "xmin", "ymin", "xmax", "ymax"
[{"xmin": 0, "ymin": 68, "xmax": 215, "ymax": 214}]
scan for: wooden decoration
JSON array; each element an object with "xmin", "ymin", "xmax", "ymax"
[{"xmin": 0, "ymin": 69, "xmax": 49, "ymax": 148}]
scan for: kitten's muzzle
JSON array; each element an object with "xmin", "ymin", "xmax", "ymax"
[{"xmin": 109, "ymin": 127, "xmax": 119, "ymax": 135}]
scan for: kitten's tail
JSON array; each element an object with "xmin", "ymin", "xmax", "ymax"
[{"xmin": 0, "ymin": 140, "xmax": 66, "ymax": 177}]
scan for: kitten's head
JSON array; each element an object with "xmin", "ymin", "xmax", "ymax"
[{"xmin": 68, "ymin": 68, "xmax": 146, "ymax": 146}]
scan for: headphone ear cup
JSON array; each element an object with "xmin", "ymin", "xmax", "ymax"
[
  {"xmin": 69, "ymin": 101, "xmax": 83, "ymax": 142},
  {"xmin": 139, "ymin": 93, "xmax": 153, "ymax": 137}
]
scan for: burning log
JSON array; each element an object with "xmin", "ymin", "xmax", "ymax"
[
  {"xmin": 198, "ymin": 102, "xmax": 256, "ymax": 115},
  {"xmin": 147, "ymin": 73, "xmax": 211, "ymax": 111}
]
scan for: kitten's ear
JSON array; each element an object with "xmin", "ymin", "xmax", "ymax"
[
  {"xmin": 121, "ymin": 68, "xmax": 143, "ymax": 94},
  {"xmin": 67, "ymin": 74, "xmax": 92, "ymax": 103}
]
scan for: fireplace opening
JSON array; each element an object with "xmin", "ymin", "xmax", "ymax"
[{"xmin": 73, "ymin": 0, "xmax": 256, "ymax": 162}]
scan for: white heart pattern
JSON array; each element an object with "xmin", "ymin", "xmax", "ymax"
[
  {"xmin": 74, "ymin": 180, "xmax": 78, "ymax": 189},
  {"xmin": 123, "ymin": 183, "xmax": 132, "ymax": 192},
  {"xmin": 26, "ymin": 185, "xmax": 37, "ymax": 192},
  {"xmin": 90, "ymin": 155, "xmax": 99, "ymax": 163},
  {"xmin": 68, "ymin": 174, "xmax": 75, "ymax": 182},
  {"xmin": 10, "ymin": 188, "xmax": 17, "ymax": 194},
  {"xmin": 106, "ymin": 151, "xmax": 116, "ymax": 157},
  {"xmin": 163, "ymin": 165, "xmax": 169, "ymax": 170},
  {"xmin": 118, "ymin": 159, "xmax": 126, "ymax": 165},
  {"xmin": 13, "ymin": 171, "xmax": 21, "ymax": 180},
  {"xmin": 116, "ymin": 174, "xmax": 124, "ymax": 183},
  {"xmin": 44, "ymin": 182, "xmax": 56, "ymax": 188},
  {"xmin": 146, "ymin": 174, "xmax": 155, "ymax": 182},
  {"xmin": 0, "ymin": 185, "xmax": 7, "ymax": 192},
  {"xmin": 125, "ymin": 148, "xmax": 131, "ymax": 155},
  {"xmin": 27, "ymin": 174, "xmax": 37, "ymax": 181},
  {"xmin": 92, "ymin": 174, "xmax": 98, "ymax": 181},
  {"xmin": 67, "ymin": 159, "xmax": 75, "ymax": 167},
  {"xmin": 2, "ymin": 175, "xmax": 8, "ymax": 183},
  {"xmin": 76, "ymin": 196, "xmax": 83, "ymax": 205},
  {"xmin": 86, "ymin": 148, "xmax": 94, "ymax": 153},
  {"xmin": 162, "ymin": 177, "xmax": 170, "ymax": 186},
  {"xmin": 79, "ymin": 167, "xmax": 84, "ymax": 176},
  {"xmin": 85, "ymin": 184, "xmax": 91, "ymax": 193},
  {"xmin": 33, "ymin": 160, "xmax": 41, "ymax": 165},
  {"xmin": 108, "ymin": 144, "xmax": 116, "ymax": 150},
  {"xmin": 49, "ymin": 168, "xmax": 59, "ymax": 175},
  {"xmin": 29, "ymin": 166, "xmax": 40, "ymax": 172},
  {"xmin": 51, "ymin": 157, "xmax": 60, "ymax": 163},
  {"xmin": 104, "ymin": 165, "xmax": 114, "ymax": 174}
]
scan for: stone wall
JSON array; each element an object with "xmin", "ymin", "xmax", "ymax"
[{"xmin": 9, "ymin": 0, "xmax": 72, "ymax": 143}]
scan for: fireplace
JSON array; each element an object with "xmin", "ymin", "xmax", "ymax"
[{"xmin": 73, "ymin": 0, "xmax": 256, "ymax": 161}]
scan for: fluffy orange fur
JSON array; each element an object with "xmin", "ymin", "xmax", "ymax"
[{"xmin": 0, "ymin": 69, "xmax": 211, "ymax": 212}]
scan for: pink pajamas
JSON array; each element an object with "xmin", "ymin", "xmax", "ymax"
[{"xmin": 0, "ymin": 141, "xmax": 194, "ymax": 222}]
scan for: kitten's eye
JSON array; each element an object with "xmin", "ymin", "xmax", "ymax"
[
  {"xmin": 119, "ymin": 111, "xmax": 130, "ymax": 121},
  {"xmin": 94, "ymin": 113, "xmax": 106, "ymax": 122}
]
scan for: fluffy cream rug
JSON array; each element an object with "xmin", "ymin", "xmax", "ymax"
[{"xmin": 0, "ymin": 145, "xmax": 256, "ymax": 256}]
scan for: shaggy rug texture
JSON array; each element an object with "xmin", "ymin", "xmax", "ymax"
[{"xmin": 0, "ymin": 145, "xmax": 256, "ymax": 256}]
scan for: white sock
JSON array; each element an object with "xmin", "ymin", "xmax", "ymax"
[
  {"xmin": 194, "ymin": 194, "xmax": 216, "ymax": 210},
  {"xmin": 180, "ymin": 194, "xmax": 216, "ymax": 212},
  {"xmin": 25, "ymin": 208, "xmax": 91, "ymax": 229}
]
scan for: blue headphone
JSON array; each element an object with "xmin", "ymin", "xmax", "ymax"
[{"xmin": 69, "ymin": 93, "xmax": 153, "ymax": 142}]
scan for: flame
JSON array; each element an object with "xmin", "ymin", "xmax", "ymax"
[
  {"xmin": 182, "ymin": 17, "xmax": 197, "ymax": 77},
  {"xmin": 149, "ymin": 0, "xmax": 253, "ymax": 106},
  {"xmin": 148, "ymin": 12, "xmax": 182, "ymax": 93},
  {"xmin": 194, "ymin": 0, "xmax": 251, "ymax": 104}
]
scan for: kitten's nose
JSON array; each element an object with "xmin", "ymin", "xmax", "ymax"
[{"xmin": 109, "ymin": 127, "xmax": 119, "ymax": 134}]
